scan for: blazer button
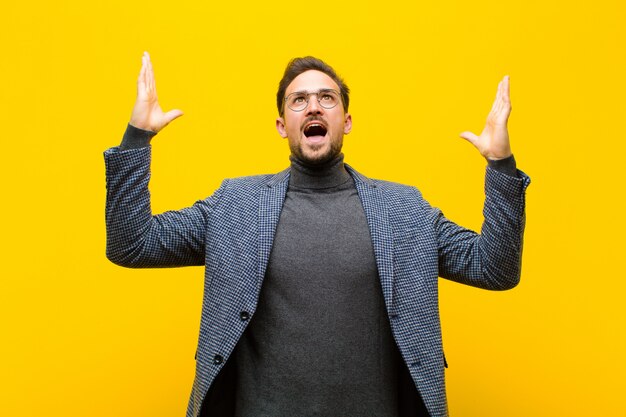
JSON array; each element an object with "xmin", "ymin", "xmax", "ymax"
[
  {"xmin": 240, "ymin": 311, "xmax": 250, "ymax": 321},
  {"xmin": 213, "ymin": 354, "xmax": 223, "ymax": 365}
]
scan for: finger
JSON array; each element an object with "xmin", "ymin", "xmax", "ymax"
[
  {"xmin": 491, "ymin": 82, "xmax": 503, "ymax": 114},
  {"xmin": 502, "ymin": 75, "xmax": 510, "ymax": 104},
  {"xmin": 459, "ymin": 131, "xmax": 479, "ymax": 146},
  {"xmin": 136, "ymin": 54, "xmax": 150, "ymax": 98},
  {"xmin": 495, "ymin": 76, "xmax": 511, "ymax": 117},
  {"xmin": 163, "ymin": 109, "xmax": 184, "ymax": 126},
  {"xmin": 146, "ymin": 52, "xmax": 155, "ymax": 93},
  {"xmin": 146, "ymin": 52, "xmax": 154, "ymax": 88},
  {"xmin": 498, "ymin": 79, "xmax": 505, "ymax": 105},
  {"xmin": 492, "ymin": 77, "xmax": 512, "ymax": 118}
]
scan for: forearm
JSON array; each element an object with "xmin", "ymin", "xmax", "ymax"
[
  {"xmin": 104, "ymin": 145, "xmax": 161, "ymax": 267},
  {"xmin": 104, "ymin": 143, "xmax": 210, "ymax": 268},
  {"xmin": 436, "ymin": 164, "xmax": 530, "ymax": 290},
  {"xmin": 476, "ymin": 165, "xmax": 530, "ymax": 289}
]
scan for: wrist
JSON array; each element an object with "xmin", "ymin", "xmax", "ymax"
[
  {"xmin": 487, "ymin": 154, "xmax": 517, "ymax": 177},
  {"xmin": 486, "ymin": 152, "xmax": 513, "ymax": 161},
  {"xmin": 119, "ymin": 123, "xmax": 157, "ymax": 150}
]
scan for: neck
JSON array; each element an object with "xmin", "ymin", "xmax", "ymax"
[{"xmin": 289, "ymin": 153, "xmax": 351, "ymax": 189}]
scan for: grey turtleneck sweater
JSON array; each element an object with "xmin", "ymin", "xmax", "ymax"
[{"xmin": 233, "ymin": 154, "xmax": 402, "ymax": 416}]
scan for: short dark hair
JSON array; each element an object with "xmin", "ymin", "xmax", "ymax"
[{"xmin": 276, "ymin": 56, "xmax": 350, "ymax": 116}]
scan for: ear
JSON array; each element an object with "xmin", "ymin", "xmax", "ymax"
[
  {"xmin": 276, "ymin": 117, "xmax": 288, "ymax": 138},
  {"xmin": 343, "ymin": 113, "xmax": 352, "ymax": 135}
]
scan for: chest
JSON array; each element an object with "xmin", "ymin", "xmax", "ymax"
[{"xmin": 268, "ymin": 187, "xmax": 377, "ymax": 279}]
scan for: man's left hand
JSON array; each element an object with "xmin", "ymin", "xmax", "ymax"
[{"xmin": 460, "ymin": 76, "xmax": 513, "ymax": 160}]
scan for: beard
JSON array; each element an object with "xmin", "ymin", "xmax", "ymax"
[{"xmin": 289, "ymin": 134, "xmax": 343, "ymax": 166}]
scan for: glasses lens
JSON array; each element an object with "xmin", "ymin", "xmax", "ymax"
[
  {"xmin": 287, "ymin": 93, "xmax": 308, "ymax": 111},
  {"xmin": 318, "ymin": 90, "xmax": 339, "ymax": 109}
]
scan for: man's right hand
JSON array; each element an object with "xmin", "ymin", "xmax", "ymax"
[{"xmin": 129, "ymin": 52, "xmax": 183, "ymax": 133}]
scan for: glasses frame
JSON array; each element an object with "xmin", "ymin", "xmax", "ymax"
[{"xmin": 283, "ymin": 89, "xmax": 342, "ymax": 113}]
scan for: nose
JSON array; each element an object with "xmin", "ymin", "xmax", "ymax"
[{"xmin": 306, "ymin": 94, "xmax": 324, "ymax": 115}]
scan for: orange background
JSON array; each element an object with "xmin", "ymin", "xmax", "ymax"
[{"xmin": 1, "ymin": 0, "xmax": 624, "ymax": 416}]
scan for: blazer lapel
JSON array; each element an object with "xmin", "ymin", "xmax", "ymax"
[
  {"xmin": 346, "ymin": 164, "xmax": 396, "ymax": 315},
  {"xmin": 257, "ymin": 168, "xmax": 290, "ymax": 292}
]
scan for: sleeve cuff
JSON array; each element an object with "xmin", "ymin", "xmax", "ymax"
[
  {"xmin": 487, "ymin": 154, "xmax": 517, "ymax": 177},
  {"xmin": 119, "ymin": 123, "xmax": 157, "ymax": 150}
]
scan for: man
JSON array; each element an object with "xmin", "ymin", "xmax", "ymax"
[{"xmin": 104, "ymin": 52, "xmax": 530, "ymax": 417}]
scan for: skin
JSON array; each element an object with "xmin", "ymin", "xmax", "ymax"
[
  {"xmin": 129, "ymin": 52, "xmax": 513, "ymax": 162},
  {"xmin": 275, "ymin": 70, "xmax": 352, "ymax": 165},
  {"xmin": 129, "ymin": 52, "xmax": 184, "ymax": 132},
  {"xmin": 459, "ymin": 75, "xmax": 513, "ymax": 160}
]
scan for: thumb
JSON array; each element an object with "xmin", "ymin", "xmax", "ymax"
[
  {"xmin": 459, "ymin": 131, "xmax": 479, "ymax": 146},
  {"xmin": 163, "ymin": 109, "xmax": 184, "ymax": 127}
]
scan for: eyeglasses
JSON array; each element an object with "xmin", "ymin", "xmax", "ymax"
[{"xmin": 284, "ymin": 89, "xmax": 341, "ymax": 112}]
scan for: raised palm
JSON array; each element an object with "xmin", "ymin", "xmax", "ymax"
[
  {"xmin": 129, "ymin": 52, "xmax": 183, "ymax": 133},
  {"xmin": 460, "ymin": 76, "xmax": 512, "ymax": 160}
]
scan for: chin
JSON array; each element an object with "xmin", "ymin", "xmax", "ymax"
[
  {"xmin": 298, "ymin": 146, "xmax": 339, "ymax": 165},
  {"xmin": 289, "ymin": 135, "xmax": 343, "ymax": 165}
]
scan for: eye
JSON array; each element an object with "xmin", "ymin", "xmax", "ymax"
[
  {"xmin": 321, "ymin": 93, "xmax": 333, "ymax": 101},
  {"xmin": 291, "ymin": 94, "xmax": 306, "ymax": 104}
]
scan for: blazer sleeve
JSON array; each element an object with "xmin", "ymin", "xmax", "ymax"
[
  {"xmin": 103, "ymin": 146, "xmax": 226, "ymax": 268},
  {"xmin": 428, "ymin": 166, "xmax": 531, "ymax": 290}
]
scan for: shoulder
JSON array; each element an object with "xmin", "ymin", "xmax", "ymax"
[
  {"xmin": 346, "ymin": 164, "xmax": 424, "ymax": 200},
  {"xmin": 372, "ymin": 178, "xmax": 421, "ymax": 195},
  {"xmin": 217, "ymin": 168, "xmax": 289, "ymax": 197},
  {"xmin": 224, "ymin": 173, "xmax": 277, "ymax": 188},
  {"xmin": 347, "ymin": 166, "xmax": 435, "ymax": 230},
  {"xmin": 369, "ymin": 179, "xmax": 431, "ymax": 220}
]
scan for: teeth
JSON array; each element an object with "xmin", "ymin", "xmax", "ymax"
[{"xmin": 305, "ymin": 123, "xmax": 324, "ymax": 131}]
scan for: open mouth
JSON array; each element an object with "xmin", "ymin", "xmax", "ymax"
[{"xmin": 304, "ymin": 123, "xmax": 328, "ymax": 138}]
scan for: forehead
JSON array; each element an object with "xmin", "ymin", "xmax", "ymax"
[{"xmin": 286, "ymin": 70, "xmax": 340, "ymax": 95}]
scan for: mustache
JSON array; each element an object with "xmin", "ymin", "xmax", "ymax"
[{"xmin": 301, "ymin": 116, "xmax": 327, "ymax": 129}]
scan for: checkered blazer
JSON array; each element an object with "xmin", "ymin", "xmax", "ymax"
[{"xmin": 104, "ymin": 146, "xmax": 531, "ymax": 417}]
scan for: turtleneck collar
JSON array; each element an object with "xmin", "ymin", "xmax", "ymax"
[{"xmin": 288, "ymin": 153, "xmax": 352, "ymax": 190}]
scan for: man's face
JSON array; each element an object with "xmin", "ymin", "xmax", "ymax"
[{"xmin": 276, "ymin": 70, "xmax": 352, "ymax": 165}]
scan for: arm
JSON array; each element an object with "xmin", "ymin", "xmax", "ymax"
[
  {"xmin": 104, "ymin": 146, "xmax": 226, "ymax": 268},
  {"xmin": 431, "ymin": 164, "xmax": 530, "ymax": 290},
  {"xmin": 434, "ymin": 76, "xmax": 531, "ymax": 289},
  {"xmin": 104, "ymin": 52, "xmax": 219, "ymax": 268}
]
